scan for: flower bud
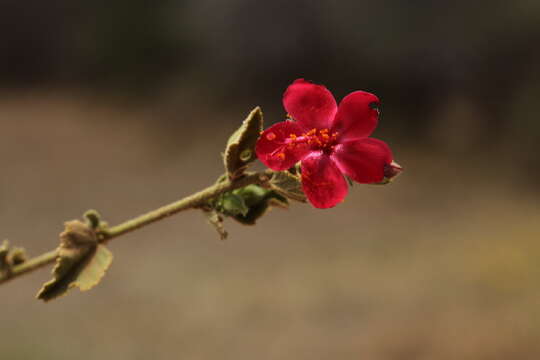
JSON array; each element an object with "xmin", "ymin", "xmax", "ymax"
[
  {"xmin": 373, "ymin": 161, "xmax": 403, "ymax": 185},
  {"xmin": 384, "ymin": 161, "xmax": 403, "ymax": 181}
]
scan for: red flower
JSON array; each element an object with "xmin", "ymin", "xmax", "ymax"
[{"xmin": 256, "ymin": 79, "xmax": 401, "ymax": 209}]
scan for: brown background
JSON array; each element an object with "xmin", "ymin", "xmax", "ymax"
[{"xmin": 1, "ymin": 1, "xmax": 539, "ymax": 359}]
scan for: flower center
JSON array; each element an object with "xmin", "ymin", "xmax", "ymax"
[
  {"xmin": 266, "ymin": 128, "xmax": 339, "ymax": 162},
  {"xmin": 286, "ymin": 128, "xmax": 339, "ymax": 154}
]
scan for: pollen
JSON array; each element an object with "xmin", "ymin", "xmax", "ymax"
[
  {"xmin": 266, "ymin": 132, "xmax": 277, "ymax": 141},
  {"xmin": 276, "ymin": 152, "xmax": 286, "ymax": 160},
  {"xmin": 280, "ymin": 128, "xmax": 339, "ymax": 154}
]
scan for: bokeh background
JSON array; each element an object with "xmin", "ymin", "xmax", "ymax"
[{"xmin": 1, "ymin": 1, "xmax": 540, "ymax": 359}]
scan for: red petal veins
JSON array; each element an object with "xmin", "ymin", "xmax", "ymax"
[
  {"xmin": 331, "ymin": 138, "xmax": 392, "ymax": 184},
  {"xmin": 283, "ymin": 79, "xmax": 338, "ymax": 130},
  {"xmin": 331, "ymin": 91, "xmax": 380, "ymax": 142},
  {"xmin": 255, "ymin": 121, "xmax": 310, "ymax": 171},
  {"xmin": 301, "ymin": 153, "xmax": 348, "ymax": 209}
]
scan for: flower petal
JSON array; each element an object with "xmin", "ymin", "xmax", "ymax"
[
  {"xmin": 331, "ymin": 91, "xmax": 380, "ymax": 141},
  {"xmin": 255, "ymin": 121, "xmax": 310, "ymax": 171},
  {"xmin": 301, "ymin": 152, "xmax": 348, "ymax": 209},
  {"xmin": 283, "ymin": 79, "xmax": 337, "ymax": 130},
  {"xmin": 331, "ymin": 138, "xmax": 393, "ymax": 184}
]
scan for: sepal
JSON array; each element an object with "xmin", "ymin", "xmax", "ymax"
[{"xmin": 269, "ymin": 171, "xmax": 307, "ymax": 202}]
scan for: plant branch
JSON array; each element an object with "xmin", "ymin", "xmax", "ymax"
[{"xmin": 0, "ymin": 170, "xmax": 272, "ymax": 286}]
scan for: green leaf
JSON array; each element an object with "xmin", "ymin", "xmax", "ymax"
[
  {"xmin": 221, "ymin": 193, "xmax": 249, "ymax": 217},
  {"xmin": 233, "ymin": 184, "xmax": 268, "ymax": 206},
  {"xmin": 230, "ymin": 185, "xmax": 289, "ymax": 225},
  {"xmin": 204, "ymin": 210, "xmax": 228, "ymax": 240},
  {"xmin": 231, "ymin": 201, "xmax": 270, "ymax": 225},
  {"xmin": 223, "ymin": 107, "xmax": 263, "ymax": 179},
  {"xmin": 269, "ymin": 171, "xmax": 307, "ymax": 202},
  {"xmin": 36, "ymin": 220, "xmax": 113, "ymax": 302}
]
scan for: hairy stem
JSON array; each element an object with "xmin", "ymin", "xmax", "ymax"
[{"xmin": 0, "ymin": 171, "xmax": 272, "ymax": 285}]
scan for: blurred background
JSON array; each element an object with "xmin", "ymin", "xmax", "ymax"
[{"xmin": 1, "ymin": 1, "xmax": 539, "ymax": 359}]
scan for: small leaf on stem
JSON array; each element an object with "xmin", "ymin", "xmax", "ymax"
[
  {"xmin": 204, "ymin": 210, "xmax": 228, "ymax": 240},
  {"xmin": 224, "ymin": 107, "xmax": 264, "ymax": 179}
]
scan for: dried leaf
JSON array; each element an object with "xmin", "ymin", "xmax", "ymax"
[
  {"xmin": 204, "ymin": 210, "xmax": 228, "ymax": 240},
  {"xmin": 0, "ymin": 240, "xmax": 9, "ymax": 271},
  {"xmin": 8, "ymin": 247, "xmax": 27, "ymax": 265},
  {"xmin": 269, "ymin": 171, "xmax": 307, "ymax": 202},
  {"xmin": 74, "ymin": 245, "xmax": 113, "ymax": 291},
  {"xmin": 223, "ymin": 107, "xmax": 263, "ymax": 179},
  {"xmin": 0, "ymin": 240, "xmax": 27, "ymax": 271},
  {"xmin": 37, "ymin": 220, "xmax": 113, "ymax": 302},
  {"xmin": 267, "ymin": 197, "xmax": 289, "ymax": 209}
]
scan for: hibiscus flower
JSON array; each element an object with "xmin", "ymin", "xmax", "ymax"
[{"xmin": 256, "ymin": 79, "xmax": 401, "ymax": 209}]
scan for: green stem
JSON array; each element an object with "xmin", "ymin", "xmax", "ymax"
[{"xmin": 0, "ymin": 171, "xmax": 272, "ymax": 285}]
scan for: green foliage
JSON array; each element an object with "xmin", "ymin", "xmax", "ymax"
[
  {"xmin": 230, "ymin": 185, "xmax": 288, "ymax": 225},
  {"xmin": 203, "ymin": 182, "xmax": 289, "ymax": 238},
  {"xmin": 223, "ymin": 107, "xmax": 263, "ymax": 179},
  {"xmin": 37, "ymin": 220, "xmax": 113, "ymax": 302},
  {"xmin": 221, "ymin": 193, "xmax": 250, "ymax": 217}
]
